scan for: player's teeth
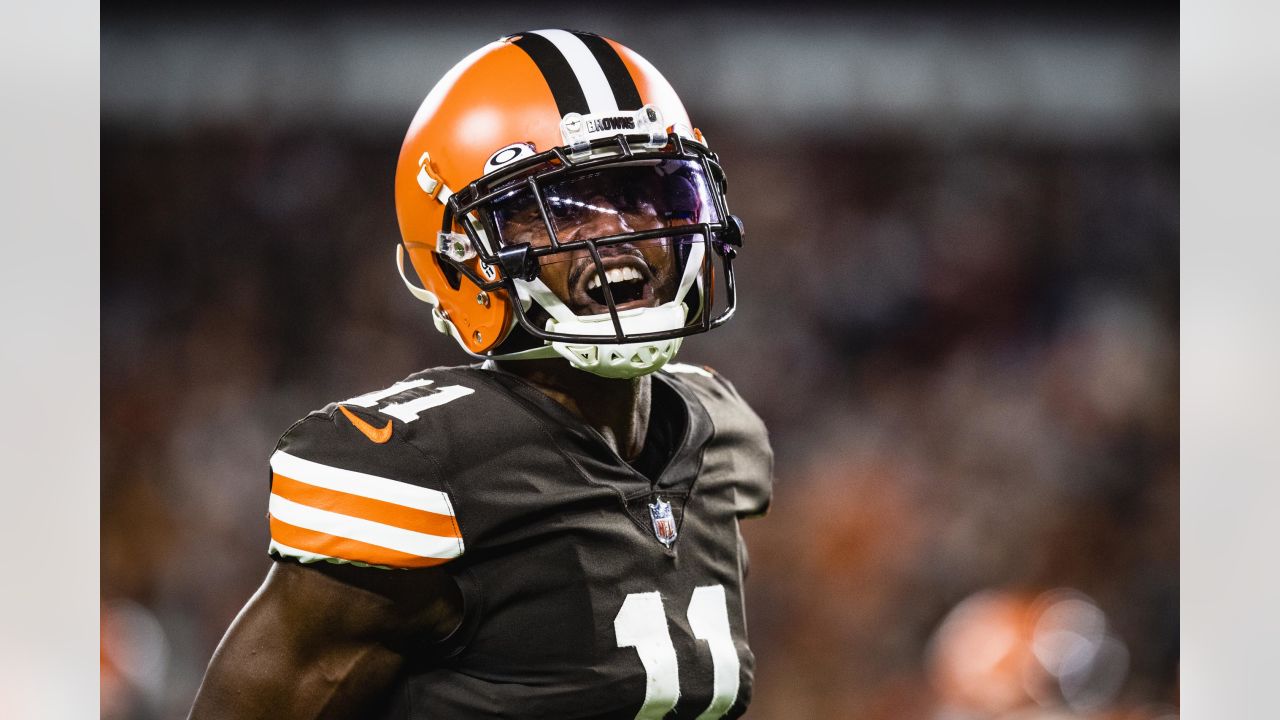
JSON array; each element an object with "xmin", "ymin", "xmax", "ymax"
[{"xmin": 587, "ymin": 266, "xmax": 644, "ymax": 293}]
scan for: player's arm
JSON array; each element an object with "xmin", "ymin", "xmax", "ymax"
[
  {"xmin": 189, "ymin": 559, "xmax": 461, "ymax": 720},
  {"xmin": 191, "ymin": 401, "xmax": 470, "ymax": 718}
]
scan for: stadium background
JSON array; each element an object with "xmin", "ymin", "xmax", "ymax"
[{"xmin": 101, "ymin": 4, "xmax": 1178, "ymax": 719}]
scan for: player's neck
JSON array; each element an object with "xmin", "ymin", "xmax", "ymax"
[{"xmin": 492, "ymin": 358, "xmax": 651, "ymax": 461}]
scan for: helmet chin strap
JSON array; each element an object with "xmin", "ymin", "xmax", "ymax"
[
  {"xmin": 503, "ymin": 246, "xmax": 704, "ymax": 378},
  {"xmin": 396, "ymin": 242, "xmax": 705, "ymax": 378},
  {"xmin": 541, "ymin": 303, "xmax": 687, "ymax": 379},
  {"xmin": 478, "ymin": 275, "xmax": 687, "ymax": 378}
]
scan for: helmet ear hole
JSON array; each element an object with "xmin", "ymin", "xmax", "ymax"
[{"xmin": 436, "ymin": 254, "xmax": 463, "ymax": 291}]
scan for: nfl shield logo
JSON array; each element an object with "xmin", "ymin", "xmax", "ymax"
[{"xmin": 649, "ymin": 497, "xmax": 677, "ymax": 547}]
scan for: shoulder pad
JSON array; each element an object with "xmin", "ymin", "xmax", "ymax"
[
  {"xmin": 662, "ymin": 362, "xmax": 773, "ymax": 519},
  {"xmin": 266, "ymin": 371, "xmax": 475, "ymax": 570},
  {"xmin": 660, "ymin": 361, "xmax": 717, "ymax": 379},
  {"xmin": 662, "ymin": 362, "xmax": 756, "ymax": 415}
]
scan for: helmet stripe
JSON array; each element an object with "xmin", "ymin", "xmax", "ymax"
[
  {"xmin": 572, "ymin": 32, "xmax": 644, "ymax": 111},
  {"xmin": 512, "ymin": 32, "xmax": 590, "ymax": 117},
  {"xmin": 528, "ymin": 29, "xmax": 618, "ymax": 115}
]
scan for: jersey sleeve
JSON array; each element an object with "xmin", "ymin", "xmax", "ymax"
[{"xmin": 266, "ymin": 409, "xmax": 465, "ymax": 570}]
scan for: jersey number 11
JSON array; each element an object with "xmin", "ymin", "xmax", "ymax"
[{"xmin": 613, "ymin": 584, "xmax": 739, "ymax": 720}]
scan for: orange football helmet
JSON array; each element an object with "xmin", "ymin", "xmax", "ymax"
[{"xmin": 394, "ymin": 30, "xmax": 743, "ymax": 378}]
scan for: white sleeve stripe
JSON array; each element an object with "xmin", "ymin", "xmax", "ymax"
[
  {"xmin": 270, "ymin": 449, "xmax": 455, "ymax": 516},
  {"xmin": 531, "ymin": 29, "xmax": 619, "ymax": 115},
  {"xmin": 269, "ymin": 494, "xmax": 464, "ymax": 559},
  {"xmin": 268, "ymin": 539, "xmax": 336, "ymax": 564},
  {"xmin": 268, "ymin": 540, "xmax": 395, "ymax": 570}
]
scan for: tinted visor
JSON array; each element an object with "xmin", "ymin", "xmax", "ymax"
[
  {"xmin": 490, "ymin": 159, "xmax": 720, "ymax": 248},
  {"xmin": 488, "ymin": 160, "xmax": 717, "ymax": 317}
]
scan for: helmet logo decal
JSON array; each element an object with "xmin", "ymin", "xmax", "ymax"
[
  {"xmin": 560, "ymin": 105, "xmax": 665, "ymax": 154},
  {"xmin": 483, "ymin": 142, "xmax": 536, "ymax": 175},
  {"xmin": 585, "ymin": 115, "xmax": 635, "ymax": 132}
]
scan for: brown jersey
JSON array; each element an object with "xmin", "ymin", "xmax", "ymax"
[{"xmin": 266, "ymin": 362, "xmax": 772, "ymax": 719}]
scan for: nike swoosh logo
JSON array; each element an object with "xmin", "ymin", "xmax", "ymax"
[{"xmin": 339, "ymin": 406, "xmax": 393, "ymax": 444}]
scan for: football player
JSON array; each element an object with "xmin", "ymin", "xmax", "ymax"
[{"xmin": 189, "ymin": 29, "xmax": 771, "ymax": 720}]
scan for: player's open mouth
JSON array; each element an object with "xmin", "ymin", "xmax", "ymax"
[{"xmin": 569, "ymin": 252, "xmax": 656, "ymax": 314}]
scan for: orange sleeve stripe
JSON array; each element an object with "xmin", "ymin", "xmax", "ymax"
[
  {"xmin": 271, "ymin": 473, "xmax": 461, "ymax": 539},
  {"xmin": 269, "ymin": 516, "xmax": 452, "ymax": 569}
]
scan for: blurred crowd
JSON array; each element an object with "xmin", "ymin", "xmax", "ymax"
[{"xmin": 102, "ymin": 111, "xmax": 1177, "ymax": 718}]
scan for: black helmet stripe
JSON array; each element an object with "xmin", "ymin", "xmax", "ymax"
[
  {"xmin": 512, "ymin": 32, "xmax": 590, "ymax": 117},
  {"xmin": 571, "ymin": 32, "xmax": 644, "ymax": 111}
]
